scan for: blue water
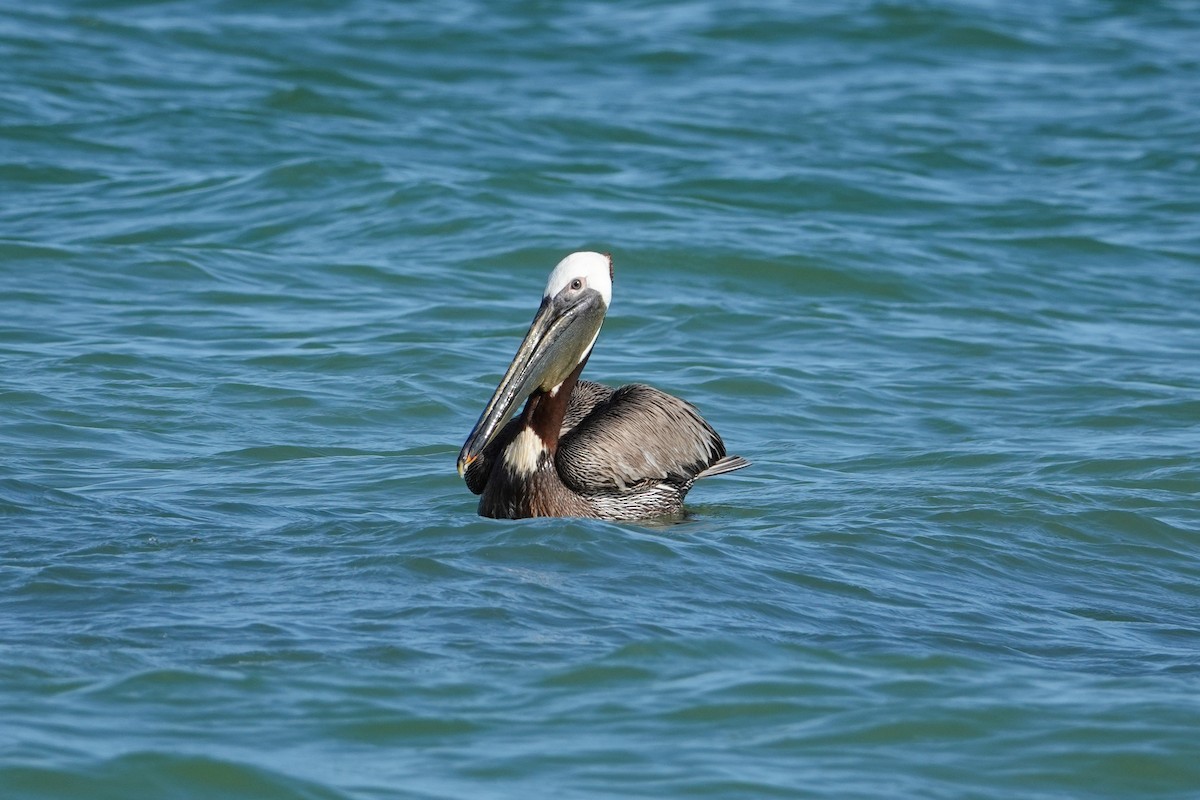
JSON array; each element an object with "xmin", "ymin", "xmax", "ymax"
[{"xmin": 3, "ymin": 1, "xmax": 1200, "ymax": 797}]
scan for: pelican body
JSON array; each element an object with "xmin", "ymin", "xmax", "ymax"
[{"xmin": 457, "ymin": 252, "xmax": 749, "ymax": 521}]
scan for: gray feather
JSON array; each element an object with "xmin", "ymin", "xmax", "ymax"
[
  {"xmin": 694, "ymin": 455, "xmax": 751, "ymax": 480},
  {"xmin": 557, "ymin": 383, "xmax": 726, "ymax": 494}
]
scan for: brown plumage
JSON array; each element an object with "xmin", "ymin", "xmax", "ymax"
[
  {"xmin": 464, "ymin": 381, "xmax": 748, "ymax": 520},
  {"xmin": 457, "ymin": 251, "xmax": 748, "ymax": 520}
]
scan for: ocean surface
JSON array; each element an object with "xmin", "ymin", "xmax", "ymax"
[{"xmin": 3, "ymin": 1, "xmax": 1199, "ymax": 797}]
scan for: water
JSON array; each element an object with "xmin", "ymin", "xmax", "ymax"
[{"xmin": 3, "ymin": 1, "xmax": 1200, "ymax": 797}]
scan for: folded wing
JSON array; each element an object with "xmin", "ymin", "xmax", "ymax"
[{"xmin": 556, "ymin": 383, "xmax": 727, "ymax": 493}]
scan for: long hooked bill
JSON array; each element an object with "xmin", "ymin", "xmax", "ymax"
[{"xmin": 457, "ymin": 297, "xmax": 569, "ymax": 479}]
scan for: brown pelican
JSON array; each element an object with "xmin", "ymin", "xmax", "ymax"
[{"xmin": 457, "ymin": 251, "xmax": 748, "ymax": 520}]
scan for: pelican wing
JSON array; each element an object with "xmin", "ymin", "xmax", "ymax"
[
  {"xmin": 556, "ymin": 384, "xmax": 726, "ymax": 493},
  {"xmin": 562, "ymin": 379, "xmax": 616, "ymax": 432}
]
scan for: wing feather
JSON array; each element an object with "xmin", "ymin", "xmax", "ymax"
[
  {"xmin": 556, "ymin": 384, "xmax": 725, "ymax": 494},
  {"xmin": 562, "ymin": 380, "xmax": 616, "ymax": 434}
]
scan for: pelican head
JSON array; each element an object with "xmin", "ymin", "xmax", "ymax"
[{"xmin": 457, "ymin": 252, "xmax": 613, "ymax": 478}]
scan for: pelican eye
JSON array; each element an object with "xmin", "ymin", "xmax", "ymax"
[{"xmin": 569, "ymin": 278, "xmax": 583, "ymax": 291}]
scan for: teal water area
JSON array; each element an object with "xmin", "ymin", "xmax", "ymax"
[{"xmin": 3, "ymin": 1, "xmax": 1200, "ymax": 797}]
